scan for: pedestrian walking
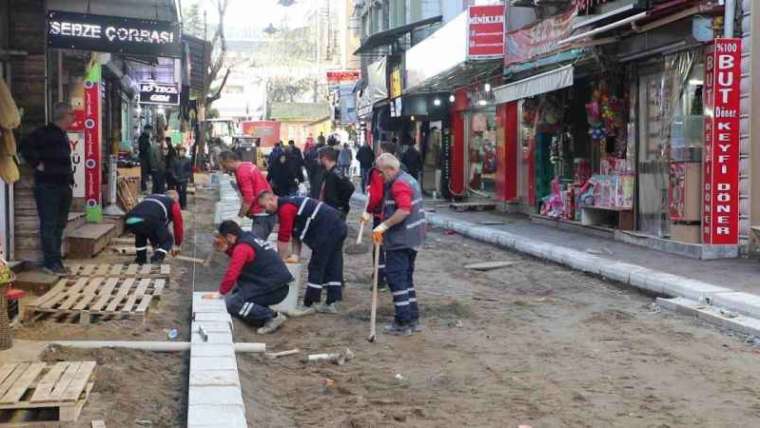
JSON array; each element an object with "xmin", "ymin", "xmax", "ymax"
[
  {"xmin": 165, "ymin": 137, "xmax": 177, "ymax": 190},
  {"xmin": 318, "ymin": 146, "xmax": 354, "ymax": 219},
  {"xmin": 169, "ymin": 146, "xmax": 192, "ymax": 209},
  {"xmin": 337, "ymin": 143, "xmax": 352, "ymax": 177},
  {"xmin": 150, "ymin": 139, "xmax": 167, "ymax": 194},
  {"xmin": 212, "ymin": 220, "xmax": 292, "ymax": 334},
  {"xmin": 125, "ymin": 190, "xmax": 184, "ymax": 265},
  {"xmin": 20, "ymin": 102, "xmax": 75, "ymax": 274},
  {"xmin": 401, "ymin": 143, "xmax": 423, "ymax": 181},
  {"xmin": 258, "ymin": 191, "xmax": 347, "ymax": 314},
  {"xmin": 219, "ymin": 150, "xmax": 275, "ymax": 240},
  {"xmin": 269, "ymin": 152, "xmax": 298, "ymax": 196},
  {"xmin": 356, "ymin": 141, "xmax": 374, "ymax": 193},
  {"xmin": 138, "ymin": 124, "xmax": 153, "ymax": 192},
  {"xmin": 304, "ymin": 140, "xmax": 325, "ymax": 198},
  {"xmin": 371, "ymin": 153, "xmax": 426, "ymax": 336}
]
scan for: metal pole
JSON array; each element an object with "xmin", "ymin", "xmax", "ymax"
[{"xmin": 723, "ymin": 0, "xmax": 735, "ymax": 37}]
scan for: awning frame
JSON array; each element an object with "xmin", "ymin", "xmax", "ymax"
[
  {"xmin": 354, "ymin": 15, "xmax": 443, "ymax": 55},
  {"xmin": 494, "ymin": 65, "xmax": 574, "ymax": 104}
]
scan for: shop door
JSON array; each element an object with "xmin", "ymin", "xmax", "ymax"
[
  {"xmin": 466, "ymin": 108, "xmax": 498, "ymax": 197},
  {"xmin": 638, "ymin": 71, "xmax": 670, "ymax": 237}
]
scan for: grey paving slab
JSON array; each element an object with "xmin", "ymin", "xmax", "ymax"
[
  {"xmin": 194, "ymin": 312, "xmax": 233, "ymax": 322},
  {"xmin": 190, "ymin": 370, "xmax": 241, "ymax": 387},
  {"xmin": 189, "ymin": 386, "xmax": 244, "ymax": 406},
  {"xmin": 192, "ymin": 321, "xmax": 233, "ymax": 333},
  {"xmin": 191, "ymin": 344, "xmax": 236, "ymax": 358},
  {"xmin": 187, "ymin": 404, "xmax": 246, "ymax": 428},
  {"xmin": 190, "ymin": 355, "xmax": 238, "ymax": 372}
]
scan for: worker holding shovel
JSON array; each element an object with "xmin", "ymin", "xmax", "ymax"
[
  {"xmin": 371, "ymin": 153, "xmax": 426, "ymax": 336},
  {"xmin": 209, "ymin": 220, "xmax": 292, "ymax": 334}
]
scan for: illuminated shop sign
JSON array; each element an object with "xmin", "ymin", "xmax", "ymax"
[
  {"xmin": 139, "ymin": 81, "xmax": 180, "ymax": 105},
  {"xmin": 48, "ymin": 10, "xmax": 181, "ymax": 58}
]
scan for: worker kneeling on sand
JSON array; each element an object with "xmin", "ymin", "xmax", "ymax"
[
  {"xmin": 125, "ymin": 190, "xmax": 184, "ymax": 265},
  {"xmin": 372, "ymin": 153, "xmax": 426, "ymax": 336},
  {"xmin": 212, "ymin": 220, "xmax": 291, "ymax": 334},
  {"xmin": 258, "ymin": 191, "xmax": 347, "ymax": 314}
]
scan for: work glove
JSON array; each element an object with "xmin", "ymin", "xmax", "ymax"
[
  {"xmin": 372, "ymin": 223, "xmax": 388, "ymax": 244},
  {"xmin": 284, "ymin": 254, "xmax": 300, "ymax": 264},
  {"xmin": 171, "ymin": 246, "xmax": 181, "ymax": 257},
  {"xmin": 360, "ymin": 212, "xmax": 372, "ymax": 224}
]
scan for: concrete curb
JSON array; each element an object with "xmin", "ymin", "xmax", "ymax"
[{"xmin": 351, "ymin": 193, "xmax": 760, "ymax": 322}]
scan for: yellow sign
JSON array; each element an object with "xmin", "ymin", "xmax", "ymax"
[{"xmin": 390, "ymin": 67, "xmax": 402, "ymax": 99}]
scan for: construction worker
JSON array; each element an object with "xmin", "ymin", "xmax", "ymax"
[
  {"xmin": 359, "ymin": 141, "xmax": 398, "ymax": 289},
  {"xmin": 372, "ymin": 153, "xmax": 426, "ymax": 336},
  {"xmin": 219, "ymin": 150, "xmax": 275, "ymax": 240},
  {"xmin": 211, "ymin": 220, "xmax": 291, "ymax": 334},
  {"xmin": 125, "ymin": 190, "xmax": 184, "ymax": 264},
  {"xmin": 258, "ymin": 191, "xmax": 347, "ymax": 313}
]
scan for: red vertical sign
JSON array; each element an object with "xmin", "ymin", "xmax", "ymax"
[
  {"xmin": 703, "ymin": 38, "xmax": 741, "ymax": 244},
  {"xmin": 83, "ymin": 65, "xmax": 102, "ymax": 222},
  {"xmin": 468, "ymin": 4, "xmax": 505, "ymax": 59}
]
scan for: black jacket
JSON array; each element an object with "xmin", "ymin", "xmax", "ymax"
[
  {"xmin": 356, "ymin": 145, "xmax": 374, "ymax": 169},
  {"xmin": 169, "ymin": 157, "xmax": 192, "ymax": 184},
  {"xmin": 320, "ymin": 165, "xmax": 354, "ymax": 217},
  {"xmin": 21, "ymin": 123, "xmax": 73, "ymax": 185},
  {"xmin": 235, "ymin": 232, "xmax": 293, "ymax": 299},
  {"xmin": 401, "ymin": 147, "xmax": 423, "ymax": 177}
]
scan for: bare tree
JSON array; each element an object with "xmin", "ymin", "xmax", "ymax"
[{"xmin": 193, "ymin": 0, "xmax": 231, "ymax": 167}]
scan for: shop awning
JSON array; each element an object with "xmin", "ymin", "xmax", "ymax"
[
  {"xmin": 354, "ymin": 15, "xmax": 443, "ymax": 55},
  {"xmin": 494, "ymin": 65, "xmax": 574, "ymax": 104}
]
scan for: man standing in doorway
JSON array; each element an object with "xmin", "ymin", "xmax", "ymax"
[
  {"xmin": 21, "ymin": 102, "xmax": 75, "ymax": 274},
  {"xmin": 138, "ymin": 124, "xmax": 153, "ymax": 193}
]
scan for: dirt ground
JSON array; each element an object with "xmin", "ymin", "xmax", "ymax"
[{"xmin": 8, "ymin": 176, "xmax": 760, "ymax": 427}]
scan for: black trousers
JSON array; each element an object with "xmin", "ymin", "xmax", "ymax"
[
  {"xmin": 175, "ymin": 181, "xmax": 188, "ymax": 209},
  {"xmin": 304, "ymin": 227, "xmax": 347, "ymax": 306},
  {"xmin": 152, "ymin": 172, "xmax": 166, "ymax": 194},
  {"xmin": 225, "ymin": 285, "xmax": 288, "ymax": 327},
  {"xmin": 34, "ymin": 183, "xmax": 72, "ymax": 268},
  {"xmin": 140, "ymin": 158, "xmax": 150, "ymax": 192},
  {"xmin": 125, "ymin": 218, "xmax": 173, "ymax": 263}
]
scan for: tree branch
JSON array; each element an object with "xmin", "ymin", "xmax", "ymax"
[{"xmin": 207, "ymin": 67, "xmax": 232, "ymax": 105}]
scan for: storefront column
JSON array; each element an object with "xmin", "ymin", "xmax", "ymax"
[
  {"xmin": 745, "ymin": 0, "xmax": 760, "ymax": 252},
  {"xmin": 449, "ymin": 89, "xmax": 468, "ymax": 197},
  {"xmin": 495, "ymin": 101, "xmax": 518, "ymax": 201}
]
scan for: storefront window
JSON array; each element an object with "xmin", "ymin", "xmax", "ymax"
[{"xmin": 468, "ymin": 109, "xmax": 497, "ymax": 195}]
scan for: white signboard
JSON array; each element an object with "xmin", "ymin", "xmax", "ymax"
[{"xmin": 68, "ymin": 131, "xmax": 85, "ymax": 198}]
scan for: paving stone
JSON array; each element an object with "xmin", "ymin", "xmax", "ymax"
[
  {"xmin": 188, "ymin": 404, "xmax": 246, "ymax": 427},
  {"xmin": 191, "ymin": 331, "xmax": 233, "ymax": 344},
  {"xmin": 190, "ymin": 356, "xmax": 238, "ymax": 371},
  {"xmin": 661, "ymin": 279, "xmax": 732, "ymax": 303},
  {"xmin": 189, "ymin": 386, "xmax": 244, "ymax": 406},
  {"xmin": 192, "ymin": 321, "xmax": 233, "ymax": 333},
  {"xmin": 191, "ymin": 344, "xmax": 236, "ymax": 358},
  {"xmin": 190, "ymin": 370, "xmax": 241, "ymax": 387},
  {"xmin": 657, "ymin": 297, "xmax": 760, "ymax": 337},
  {"xmin": 194, "ymin": 312, "xmax": 233, "ymax": 322}
]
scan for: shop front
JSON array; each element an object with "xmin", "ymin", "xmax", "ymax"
[{"xmin": 404, "ymin": 4, "xmax": 507, "ymax": 201}]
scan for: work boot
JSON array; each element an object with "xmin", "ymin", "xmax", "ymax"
[
  {"xmin": 133, "ymin": 256, "xmax": 147, "ymax": 265},
  {"xmin": 410, "ymin": 320, "xmax": 423, "ymax": 333},
  {"xmin": 384, "ymin": 321, "xmax": 413, "ymax": 336},
  {"xmin": 257, "ymin": 312, "xmax": 287, "ymax": 334},
  {"xmin": 150, "ymin": 253, "xmax": 166, "ymax": 264},
  {"xmin": 315, "ymin": 302, "xmax": 338, "ymax": 314},
  {"xmin": 289, "ymin": 304, "xmax": 316, "ymax": 317}
]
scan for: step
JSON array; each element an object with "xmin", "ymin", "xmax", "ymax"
[{"xmin": 66, "ymin": 223, "xmax": 117, "ymax": 258}]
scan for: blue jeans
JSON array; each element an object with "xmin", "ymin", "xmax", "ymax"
[
  {"xmin": 385, "ymin": 248, "xmax": 419, "ymax": 324},
  {"xmin": 34, "ymin": 183, "xmax": 72, "ymax": 268}
]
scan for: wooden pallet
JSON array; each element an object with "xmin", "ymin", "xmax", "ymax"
[
  {"xmin": 0, "ymin": 361, "xmax": 96, "ymax": 423},
  {"xmin": 24, "ymin": 277, "xmax": 165, "ymax": 325},
  {"xmin": 65, "ymin": 263, "xmax": 171, "ymax": 278}
]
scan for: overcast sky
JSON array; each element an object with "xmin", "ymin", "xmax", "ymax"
[{"xmin": 183, "ymin": 0, "xmax": 316, "ymax": 29}]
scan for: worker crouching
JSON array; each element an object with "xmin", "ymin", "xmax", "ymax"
[
  {"xmin": 372, "ymin": 153, "xmax": 426, "ymax": 336},
  {"xmin": 258, "ymin": 191, "xmax": 347, "ymax": 314},
  {"xmin": 214, "ymin": 220, "xmax": 292, "ymax": 334},
  {"xmin": 125, "ymin": 190, "xmax": 184, "ymax": 264}
]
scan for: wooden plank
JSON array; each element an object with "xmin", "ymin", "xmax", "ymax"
[
  {"xmin": 37, "ymin": 278, "xmax": 87, "ymax": 310},
  {"xmin": 60, "ymin": 361, "xmax": 96, "ymax": 401},
  {"xmin": 105, "ymin": 278, "xmax": 134, "ymax": 312},
  {"xmin": 88, "ymin": 277, "xmax": 119, "ymax": 312},
  {"xmin": 0, "ymin": 364, "xmax": 26, "ymax": 399},
  {"xmin": 47, "ymin": 362, "xmax": 81, "ymax": 401},
  {"xmin": 59, "ymin": 382, "xmax": 94, "ymax": 421},
  {"xmin": 0, "ymin": 364, "xmax": 18, "ymax": 388},
  {"xmin": 0, "ymin": 362, "xmax": 46, "ymax": 404},
  {"xmin": 109, "ymin": 264, "xmax": 123, "ymax": 276},
  {"xmin": 135, "ymin": 295, "xmax": 153, "ymax": 313},
  {"xmin": 29, "ymin": 279, "xmax": 69, "ymax": 308},
  {"xmin": 122, "ymin": 279, "xmax": 150, "ymax": 313},
  {"xmin": 125, "ymin": 263, "xmax": 139, "ymax": 275},
  {"xmin": 140, "ymin": 264, "xmax": 152, "ymax": 275},
  {"xmin": 29, "ymin": 362, "xmax": 69, "ymax": 402},
  {"xmin": 57, "ymin": 278, "xmax": 91, "ymax": 310},
  {"xmin": 160, "ymin": 264, "xmax": 171, "ymax": 276},
  {"xmin": 72, "ymin": 278, "xmax": 104, "ymax": 311},
  {"xmin": 80, "ymin": 264, "xmax": 96, "ymax": 276},
  {"xmin": 67, "ymin": 264, "xmax": 82, "ymax": 275},
  {"xmin": 152, "ymin": 279, "xmax": 166, "ymax": 296},
  {"xmin": 94, "ymin": 264, "xmax": 110, "ymax": 276}
]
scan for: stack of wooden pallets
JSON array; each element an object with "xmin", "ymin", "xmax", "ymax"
[
  {"xmin": 66, "ymin": 263, "xmax": 171, "ymax": 278},
  {"xmin": 0, "ymin": 361, "xmax": 96, "ymax": 423},
  {"xmin": 24, "ymin": 277, "xmax": 166, "ymax": 325}
]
